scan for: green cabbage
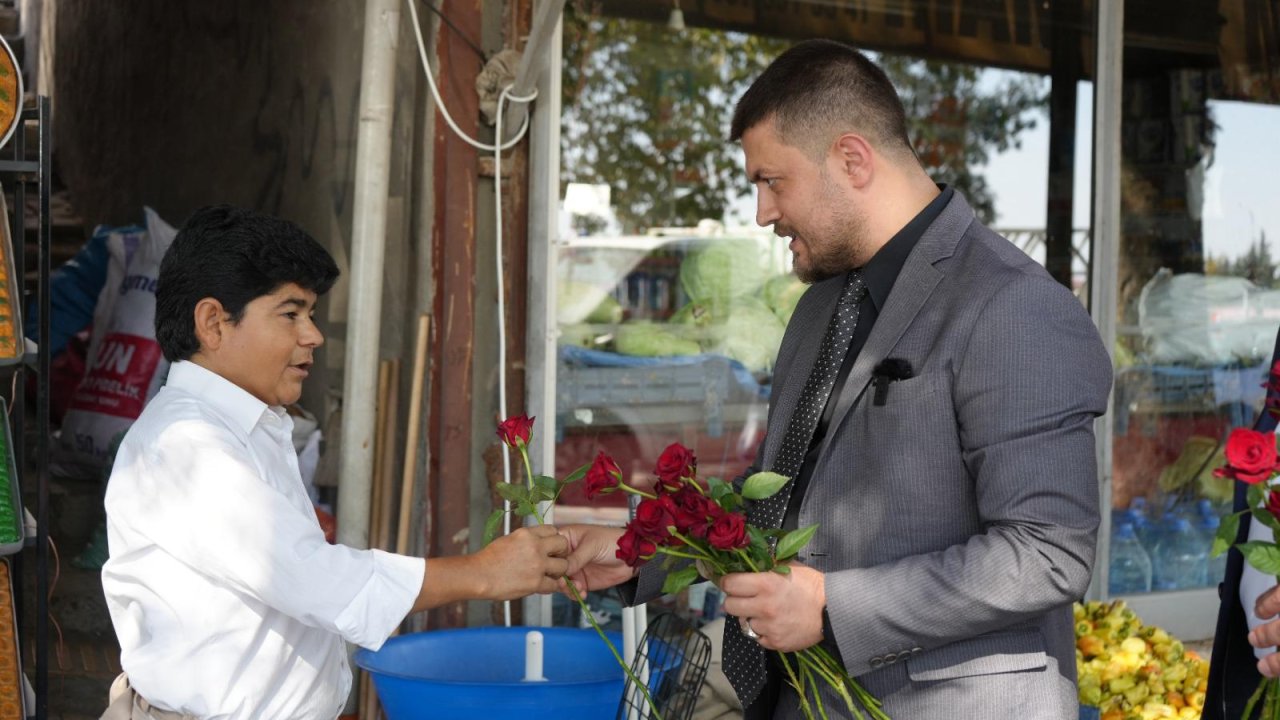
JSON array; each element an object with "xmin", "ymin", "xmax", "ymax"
[
  {"xmin": 614, "ymin": 322, "xmax": 702, "ymax": 358},
  {"xmin": 558, "ymin": 280, "xmax": 623, "ymax": 324},
  {"xmin": 669, "ymin": 297, "xmax": 785, "ymax": 372},
  {"xmin": 762, "ymin": 274, "xmax": 808, "ymax": 324},
  {"xmin": 679, "ymin": 239, "xmax": 773, "ymax": 305}
]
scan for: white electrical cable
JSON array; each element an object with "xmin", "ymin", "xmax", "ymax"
[
  {"xmin": 493, "ymin": 85, "xmax": 537, "ymax": 628},
  {"xmin": 404, "ymin": 0, "xmax": 539, "ymax": 628},
  {"xmin": 406, "ymin": 0, "xmax": 535, "ymax": 152}
]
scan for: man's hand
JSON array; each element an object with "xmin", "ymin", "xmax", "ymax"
[
  {"xmin": 412, "ymin": 525, "xmax": 568, "ymax": 612},
  {"xmin": 720, "ymin": 564, "xmax": 825, "ymax": 653},
  {"xmin": 1251, "ymin": 584, "xmax": 1280, "ymax": 677},
  {"xmin": 560, "ymin": 524, "xmax": 634, "ymax": 593}
]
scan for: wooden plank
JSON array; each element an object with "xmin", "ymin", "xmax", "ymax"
[{"xmin": 427, "ymin": 0, "xmax": 484, "ymax": 631}]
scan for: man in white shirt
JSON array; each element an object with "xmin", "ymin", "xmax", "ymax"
[{"xmin": 100, "ymin": 206, "xmax": 569, "ymax": 720}]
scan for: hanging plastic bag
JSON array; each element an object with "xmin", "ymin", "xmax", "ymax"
[{"xmin": 53, "ymin": 208, "xmax": 176, "ymax": 477}]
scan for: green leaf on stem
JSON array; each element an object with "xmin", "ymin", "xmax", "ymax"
[
  {"xmin": 661, "ymin": 565, "xmax": 700, "ymax": 595},
  {"xmin": 774, "ymin": 564, "xmax": 791, "ymax": 575},
  {"xmin": 533, "ymin": 474, "xmax": 558, "ymax": 492},
  {"xmin": 515, "ymin": 500, "xmax": 538, "ymax": 518},
  {"xmin": 1254, "ymin": 506, "xmax": 1280, "ymax": 534},
  {"xmin": 496, "ymin": 482, "xmax": 530, "ymax": 504},
  {"xmin": 1211, "ymin": 512, "xmax": 1244, "ymax": 558},
  {"xmin": 562, "ymin": 462, "xmax": 592, "ymax": 485},
  {"xmin": 1249, "ymin": 482, "xmax": 1269, "ymax": 515},
  {"xmin": 776, "ymin": 524, "xmax": 819, "ymax": 562},
  {"xmin": 1239, "ymin": 541, "xmax": 1280, "ymax": 575},
  {"xmin": 741, "ymin": 471, "xmax": 791, "ymax": 500},
  {"xmin": 482, "ymin": 508, "xmax": 506, "ymax": 545}
]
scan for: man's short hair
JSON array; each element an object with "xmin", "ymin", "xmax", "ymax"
[
  {"xmin": 155, "ymin": 205, "xmax": 340, "ymax": 362},
  {"xmin": 730, "ymin": 39, "xmax": 915, "ymax": 162}
]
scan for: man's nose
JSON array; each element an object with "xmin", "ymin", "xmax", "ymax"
[{"xmin": 755, "ymin": 190, "xmax": 779, "ymax": 227}]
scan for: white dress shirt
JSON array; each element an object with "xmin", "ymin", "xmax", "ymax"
[
  {"xmin": 102, "ymin": 361, "xmax": 425, "ymax": 719},
  {"xmin": 1242, "ymin": 510, "xmax": 1277, "ymax": 661}
]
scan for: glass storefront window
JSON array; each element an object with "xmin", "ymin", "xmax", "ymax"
[
  {"xmin": 548, "ymin": 0, "xmax": 1093, "ymax": 628},
  {"xmin": 1109, "ymin": 1, "xmax": 1280, "ymax": 622}
]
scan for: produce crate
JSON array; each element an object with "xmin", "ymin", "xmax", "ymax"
[
  {"xmin": 0, "ymin": 560, "xmax": 23, "ymax": 719},
  {"xmin": 0, "ymin": 400, "xmax": 21, "ymax": 555},
  {"xmin": 0, "ymin": 192, "xmax": 21, "ymax": 365},
  {"xmin": 557, "ymin": 355, "xmax": 734, "ymax": 436}
]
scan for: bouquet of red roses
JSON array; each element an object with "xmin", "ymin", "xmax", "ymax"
[
  {"xmin": 584, "ymin": 441, "xmax": 888, "ymax": 720},
  {"xmin": 1213, "ymin": 384, "xmax": 1280, "ymax": 719}
]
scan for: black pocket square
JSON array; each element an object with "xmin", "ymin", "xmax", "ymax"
[{"xmin": 872, "ymin": 358, "xmax": 914, "ymax": 406}]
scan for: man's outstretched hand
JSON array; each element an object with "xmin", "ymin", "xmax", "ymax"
[{"xmin": 560, "ymin": 524, "xmax": 634, "ymax": 593}]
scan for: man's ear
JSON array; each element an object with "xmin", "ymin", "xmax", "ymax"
[
  {"xmin": 192, "ymin": 297, "xmax": 227, "ymax": 353},
  {"xmin": 832, "ymin": 132, "xmax": 874, "ymax": 189}
]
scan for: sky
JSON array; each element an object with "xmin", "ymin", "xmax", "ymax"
[{"xmin": 978, "ymin": 82, "xmax": 1280, "ymax": 264}]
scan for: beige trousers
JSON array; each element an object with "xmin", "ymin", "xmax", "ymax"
[{"xmin": 100, "ymin": 673, "xmax": 197, "ymax": 720}]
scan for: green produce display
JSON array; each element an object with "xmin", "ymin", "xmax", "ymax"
[
  {"xmin": 614, "ymin": 322, "xmax": 702, "ymax": 358},
  {"xmin": 762, "ymin": 273, "xmax": 808, "ymax": 324},
  {"xmin": 1075, "ymin": 600, "xmax": 1207, "ymax": 720},
  {"xmin": 0, "ymin": 406, "xmax": 21, "ymax": 552},
  {"xmin": 678, "ymin": 239, "xmax": 773, "ymax": 306},
  {"xmin": 557, "ymin": 280, "xmax": 624, "ymax": 325}
]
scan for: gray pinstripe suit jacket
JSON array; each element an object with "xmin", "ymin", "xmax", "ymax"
[{"xmin": 629, "ymin": 191, "xmax": 1112, "ymax": 719}]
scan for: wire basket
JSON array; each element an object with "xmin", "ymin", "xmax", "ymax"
[{"xmin": 617, "ymin": 612, "xmax": 713, "ymax": 720}]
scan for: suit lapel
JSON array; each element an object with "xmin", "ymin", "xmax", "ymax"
[{"xmin": 817, "ymin": 192, "xmax": 976, "ymax": 462}]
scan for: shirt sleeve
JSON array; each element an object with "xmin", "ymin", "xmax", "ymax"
[{"xmin": 113, "ymin": 419, "xmax": 425, "ymax": 650}]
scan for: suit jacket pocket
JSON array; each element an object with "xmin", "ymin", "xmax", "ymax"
[{"xmin": 906, "ymin": 631, "xmax": 1047, "ymax": 682}]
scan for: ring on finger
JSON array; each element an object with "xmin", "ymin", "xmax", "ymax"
[{"xmin": 741, "ymin": 617, "xmax": 761, "ymax": 641}]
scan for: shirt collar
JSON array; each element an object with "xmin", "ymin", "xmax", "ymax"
[
  {"xmin": 859, "ymin": 184, "xmax": 953, "ymax": 311},
  {"xmin": 165, "ymin": 360, "xmax": 279, "ymax": 436}
]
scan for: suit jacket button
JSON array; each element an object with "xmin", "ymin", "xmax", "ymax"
[
  {"xmin": 869, "ymin": 657, "xmax": 884, "ymax": 669},
  {"xmin": 911, "ymin": 647, "xmax": 923, "ymax": 656},
  {"xmin": 884, "ymin": 653, "xmax": 898, "ymax": 665},
  {"xmin": 896, "ymin": 650, "xmax": 913, "ymax": 662}
]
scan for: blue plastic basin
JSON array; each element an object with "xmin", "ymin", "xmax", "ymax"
[{"xmin": 355, "ymin": 627, "xmax": 634, "ymax": 720}]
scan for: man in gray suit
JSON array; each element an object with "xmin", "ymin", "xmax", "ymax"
[{"xmin": 562, "ymin": 39, "xmax": 1112, "ymax": 719}]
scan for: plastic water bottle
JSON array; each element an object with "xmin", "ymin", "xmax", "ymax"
[
  {"xmin": 1200, "ymin": 513, "xmax": 1227, "ymax": 588},
  {"xmin": 1117, "ymin": 509, "xmax": 1157, "ymax": 556},
  {"xmin": 1109, "ymin": 522, "xmax": 1154, "ymax": 595},
  {"xmin": 1153, "ymin": 518, "xmax": 1209, "ymax": 591}
]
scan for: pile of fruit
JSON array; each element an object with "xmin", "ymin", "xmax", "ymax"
[{"xmin": 1075, "ymin": 600, "xmax": 1209, "ymax": 720}]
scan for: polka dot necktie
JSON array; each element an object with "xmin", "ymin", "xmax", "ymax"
[{"xmin": 722, "ymin": 269, "xmax": 867, "ymax": 710}]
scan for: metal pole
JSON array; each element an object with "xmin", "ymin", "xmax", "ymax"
[
  {"xmin": 1088, "ymin": 0, "xmax": 1124, "ymax": 602},
  {"xmin": 338, "ymin": 0, "xmax": 402, "ymax": 550},
  {"xmin": 522, "ymin": 4, "xmax": 563, "ymax": 629}
]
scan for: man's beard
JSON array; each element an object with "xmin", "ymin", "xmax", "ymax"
[{"xmin": 789, "ymin": 211, "xmax": 867, "ymax": 284}]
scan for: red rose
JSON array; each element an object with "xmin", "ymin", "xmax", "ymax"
[
  {"xmin": 496, "ymin": 414, "xmax": 535, "ymax": 449},
  {"xmin": 584, "ymin": 451, "xmax": 622, "ymax": 500},
  {"xmin": 670, "ymin": 487, "xmax": 713, "ymax": 539},
  {"xmin": 1268, "ymin": 490, "xmax": 1280, "ymax": 523},
  {"xmin": 616, "ymin": 527, "xmax": 656, "ymax": 567},
  {"xmin": 654, "ymin": 443, "xmax": 696, "ymax": 493},
  {"xmin": 632, "ymin": 498, "xmax": 674, "ymax": 544},
  {"xmin": 1216, "ymin": 428, "xmax": 1280, "ymax": 484},
  {"xmin": 707, "ymin": 512, "xmax": 748, "ymax": 550},
  {"xmin": 1267, "ymin": 362, "xmax": 1280, "ymax": 417}
]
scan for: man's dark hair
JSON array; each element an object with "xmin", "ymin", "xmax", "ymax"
[
  {"xmin": 155, "ymin": 205, "xmax": 340, "ymax": 362},
  {"xmin": 730, "ymin": 39, "xmax": 915, "ymax": 161}
]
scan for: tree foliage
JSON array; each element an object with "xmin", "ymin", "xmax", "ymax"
[{"xmin": 561, "ymin": 6, "xmax": 1048, "ymax": 232}]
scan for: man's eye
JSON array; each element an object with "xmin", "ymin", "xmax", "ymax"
[
  {"xmin": 764, "ymin": 178, "xmax": 778, "ymax": 189},
  {"xmin": 284, "ymin": 312, "xmax": 298, "ymax": 320}
]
